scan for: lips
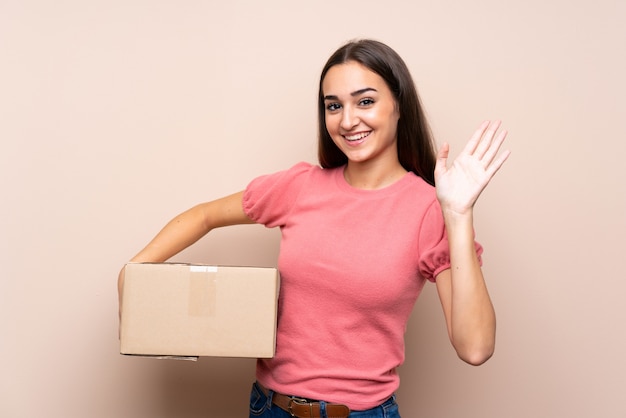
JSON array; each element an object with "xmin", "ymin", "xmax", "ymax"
[{"xmin": 344, "ymin": 131, "xmax": 370, "ymax": 142}]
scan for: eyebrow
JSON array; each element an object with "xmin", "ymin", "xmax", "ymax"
[{"xmin": 323, "ymin": 87, "xmax": 378, "ymax": 101}]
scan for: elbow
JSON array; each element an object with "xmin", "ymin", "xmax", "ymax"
[
  {"xmin": 456, "ymin": 342, "xmax": 495, "ymax": 366},
  {"xmin": 450, "ymin": 317, "xmax": 496, "ymax": 366},
  {"xmin": 451, "ymin": 330, "xmax": 495, "ymax": 365},
  {"xmin": 459, "ymin": 349, "xmax": 494, "ymax": 366}
]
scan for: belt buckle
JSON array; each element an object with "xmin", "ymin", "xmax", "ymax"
[{"xmin": 288, "ymin": 397, "xmax": 314, "ymax": 418}]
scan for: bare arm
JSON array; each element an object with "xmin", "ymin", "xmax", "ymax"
[
  {"xmin": 435, "ymin": 223, "xmax": 495, "ymax": 366},
  {"xmin": 117, "ymin": 191, "xmax": 254, "ymax": 317},
  {"xmin": 127, "ymin": 191, "xmax": 253, "ymax": 263},
  {"xmin": 433, "ymin": 121, "xmax": 510, "ymax": 365}
]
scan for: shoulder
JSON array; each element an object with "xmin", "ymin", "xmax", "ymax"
[
  {"xmin": 243, "ymin": 162, "xmax": 327, "ymax": 224},
  {"xmin": 403, "ymin": 172, "xmax": 439, "ymax": 205},
  {"xmin": 253, "ymin": 161, "xmax": 319, "ymax": 181},
  {"xmin": 249, "ymin": 161, "xmax": 341, "ymax": 188}
]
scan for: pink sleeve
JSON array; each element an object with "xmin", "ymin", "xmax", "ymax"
[
  {"xmin": 242, "ymin": 162, "xmax": 314, "ymax": 228},
  {"xmin": 417, "ymin": 200, "xmax": 483, "ymax": 282}
]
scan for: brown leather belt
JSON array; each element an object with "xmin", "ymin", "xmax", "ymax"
[{"xmin": 258, "ymin": 383, "xmax": 351, "ymax": 418}]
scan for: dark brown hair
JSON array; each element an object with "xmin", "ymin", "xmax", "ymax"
[{"xmin": 317, "ymin": 39, "xmax": 436, "ymax": 186}]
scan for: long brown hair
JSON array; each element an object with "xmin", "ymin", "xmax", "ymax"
[{"xmin": 317, "ymin": 39, "xmax": 436, "ymax": 186}]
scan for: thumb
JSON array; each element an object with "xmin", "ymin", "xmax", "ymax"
[{"xmin": 434, "ymin": 142, "xmax": 450, "ymax": 177}]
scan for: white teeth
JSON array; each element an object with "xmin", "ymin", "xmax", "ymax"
[{"xmin": 345, "ymin": 132, "xmax": 369, "ymax": 141}]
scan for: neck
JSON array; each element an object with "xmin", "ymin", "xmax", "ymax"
[{"xmin": 343, "ymin": 161, "xmax": 408, "ymax": 190}]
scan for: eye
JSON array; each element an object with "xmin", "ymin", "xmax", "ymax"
[
  {"xmin": 359, "ymin": 98, "xmax": 374, "ymax": 106},
  {"xmin": 326, "ymin": 102, "xmax": 342, "ymax": 111}
]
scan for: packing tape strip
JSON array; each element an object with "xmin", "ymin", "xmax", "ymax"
[{"xmin": 188, "ymin": 267, "xmax": 217, "ymax": 317}]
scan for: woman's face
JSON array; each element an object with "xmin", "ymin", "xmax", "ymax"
[{"xmin": 322, "ymin": 61, "xmax": 400, "ymax": 168}]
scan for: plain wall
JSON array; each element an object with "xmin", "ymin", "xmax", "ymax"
[{"xmin": 1, "ymin": 0, "xmax": 625, "ymax": 417}]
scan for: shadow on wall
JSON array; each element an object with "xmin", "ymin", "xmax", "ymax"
[
  {"xmin": 171, "ymin": 224, "xmax": 281, "ymax": 268},
  {"xmin": 159, "ymin": 357, "xmax": 256, "ymax": 418}
]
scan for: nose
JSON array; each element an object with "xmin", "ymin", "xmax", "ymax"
[{"xmin": 340, "ymin": 106, "xmax": 359, "ymax": 131}]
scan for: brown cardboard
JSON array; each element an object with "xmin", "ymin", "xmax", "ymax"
[{"xmin": 120, "ymin": 263, "xmax": 279, "ymax": 358}]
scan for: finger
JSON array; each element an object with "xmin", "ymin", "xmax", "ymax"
[
  {"xmin": 481, "ymin": 128, "xmax": 508, "ymax": 167},
  {"xmin": 485, "ymin": 149, "xmax": 511, "ymax": 179},
  {"xmin": 474, "ymin": 120, "xmax": 502, "ymax": 160},
  {"xmin": 463, "ymin": 120, "xmax": 490, "ymax": 155}
]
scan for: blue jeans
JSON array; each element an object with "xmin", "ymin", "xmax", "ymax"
[{"xmin": 249, "ymin": 382, "xmax": 401, "ymax": 418}]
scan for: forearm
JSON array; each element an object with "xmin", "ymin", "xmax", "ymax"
[
  {"xmin": 443, "ymin": 209, "xmax": 496, "ymax": 365},
  {"xmin": 117, "ymin": 203, "xmax": 211, "ymax": 323},
  {"xmin": 130, "ymin": 203, "xmax": 212, "ymax": 263},
  {"xmin": 129, "ymin": 191, "xmax": 252, "ymax": 263}
]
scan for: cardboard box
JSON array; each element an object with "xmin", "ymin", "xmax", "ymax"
[{"xmin": 120, "ymin": 263, "xmax": 279, "ymax": 359}]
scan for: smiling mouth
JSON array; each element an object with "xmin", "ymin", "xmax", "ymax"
[{"xmin": 344, "ymin": 132, "xmax": 370, "ymax": 141}]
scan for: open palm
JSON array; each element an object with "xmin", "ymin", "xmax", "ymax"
[{"xmin": 434, "ymin": 120, "xmax": 510, "ymax": 215}]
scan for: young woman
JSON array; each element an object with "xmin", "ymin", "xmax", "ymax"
[{"xmin": 118, "ymin": 39, "xmax": 509, "ymax": 418}]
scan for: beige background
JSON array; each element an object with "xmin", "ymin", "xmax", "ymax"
[{"xmin": 1, "ymin": 0, "xmax": 624, "ymax": 417}]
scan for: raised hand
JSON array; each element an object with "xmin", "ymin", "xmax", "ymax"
[{"xmin": 434, "ymin": 120, "xmax": 510, "ymax": 216}]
